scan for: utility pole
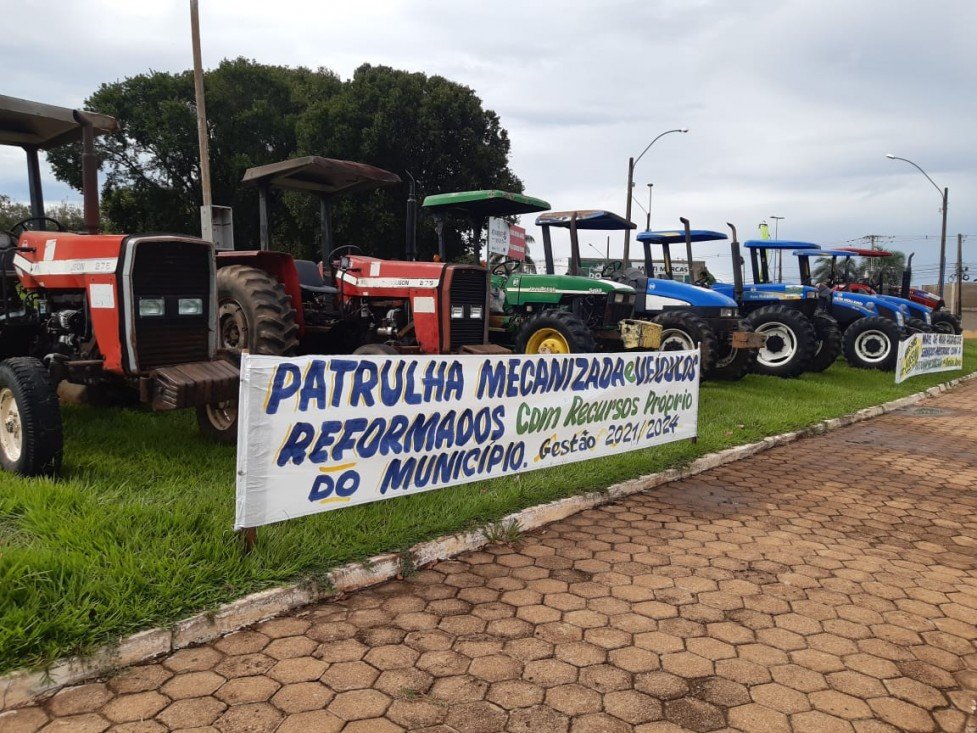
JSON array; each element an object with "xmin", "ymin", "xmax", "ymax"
[
  {"xmin": 190, "ymin": 0, "xmax": 213, "ymax": 229},
  {"xmin": 956, "ymin": 233, "xmax": 964, "ymax": 317},
  {"xmin": 939, "ymin": 187, "xmax": 949, "ymax": 298},
  {"xmin": 770, "ymin": 215, "xmax": 784, "ymax": 282},
  {"xmin": 624, "ymin": 157, "xmax": 635, "ymax": 263}
]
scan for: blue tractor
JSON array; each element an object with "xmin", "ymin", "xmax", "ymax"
[
  {"xmin": 793, "ymin": 248, "xmax": 923, "ymax": 370},
  {"xmin": 535, "ymin": 211, "xmax": 762, "ymax": 379},
  {"xmin": 644, "ymin": 226, "xmax": 825, "ymax": 378}
]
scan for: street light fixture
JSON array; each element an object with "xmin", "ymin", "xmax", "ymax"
[
  {"xmin": 886, "ymin": 153, "xmax": 949, "ymax": 297},
  {"xmin": 624, "ymin": 128, "xmax": 688, "ymax": 263}
]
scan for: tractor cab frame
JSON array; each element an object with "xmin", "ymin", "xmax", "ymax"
[{"xmin": 421, "ymin": 193, "xmax": 656, "ymax": 354}]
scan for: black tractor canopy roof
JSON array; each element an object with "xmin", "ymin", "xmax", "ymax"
[
  {"xmin": 536, "ymin": 210, "xmax": 635, "ymax": 231},
  {"xmin": 0, "ymin": 94, "xmax": 118, "ymax": 149},
  {"xmin": 242, "ymin": 156, "xmax": 402, "ymax": 195}
]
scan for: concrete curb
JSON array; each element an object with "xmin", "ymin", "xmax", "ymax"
[{"xmin": 3, "ymin": 369, "xmax": 976, "ymax": 710}]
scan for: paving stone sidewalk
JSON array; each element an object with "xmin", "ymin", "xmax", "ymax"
[{"xmin": 5, "ymin": 382, "xmax": 977, "ymax": 733}]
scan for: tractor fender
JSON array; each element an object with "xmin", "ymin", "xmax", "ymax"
[{"xmin": 215, "ymin": 250, "xmax": 305, "ymax": 332}]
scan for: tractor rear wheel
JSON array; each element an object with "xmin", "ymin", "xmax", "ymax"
[
  {"xmin": 842, "ymin": 316, "xmax": 902, "ymax": 370},
  {"xmin": 197, "ymin": 265, "xmax": 300, "ymax": 444},
  {"xmin": 931, "ymin": 310, "xmax": 962, "ymax": 335},
  {"xmin": 808, "ymin": 312, "xmax": 843, "ymax": 372},
  {"xmin": 216, "ymin": 265, "xmax": 300, "ymax": 358},
  {"xmin": 651, "ymin": 311, "xmax": 718, "ymax": 373},
  {"xmin": 516, "ymin": 310, "xmax": 596, "ymax": 354},
  {"xmin": 743, "ymin": 305, "xmax": 817, "ymax": 378},
  {"xmin": 710, "ymin": 321, "xmax": 757, "ymax": 381},
  {"xmin": 0, "ymin": 357, "xmax": 62, "ymax": 476}
]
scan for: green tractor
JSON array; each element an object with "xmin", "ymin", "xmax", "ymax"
[{"xmin": 422, "ymin": 191, "xmax": 659, "ymax": 354}]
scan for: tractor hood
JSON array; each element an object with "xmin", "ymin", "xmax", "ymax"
[
  {"xmin": 496, "ymin": 272, "xmax": 633, "ymax": 308},
  {"xmin": 714, "ymin": 282, "xmax": 819, "ymax": 303},
  {"xmin": 645, "ymin": 278, "xmax": 737, "ymax": 308},
  {"xmin": 831, "ymin": 291, "xmax": 903, "ymax": 322},
  {"xmin": 873, "ymin": 294, "xmax": 932, "ymax": 321}
]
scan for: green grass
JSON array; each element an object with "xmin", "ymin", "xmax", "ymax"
[{"xmin": 2, "ymin": 343, "xmax": 976, "ymax": 675}]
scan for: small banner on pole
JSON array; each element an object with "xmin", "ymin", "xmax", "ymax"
[
  {"xmin": 895, "ymin": 332, "xmax": 964, "ymax": 384},
  {"xmin": 235, "ymin": 351, "xmax": 700, "ymax": 529}
]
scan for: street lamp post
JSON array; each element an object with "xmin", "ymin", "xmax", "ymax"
[
  {"xmin": 886, "ymin": 154, "xmax": 949, "ymax": 298},
  {"xmin": 646, "ymin": 183, "xmax": 653, "ymax": 231},
  {"xmin": 770, "ymin": 215, "xmax": 784, "ymax": 282},
  {"xmin": 624, "ymin": 128, "xmax": 688, "ymax": 263}
]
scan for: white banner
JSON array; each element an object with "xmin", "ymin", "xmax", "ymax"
[
  {"xmin": 895, "ymin": 332, "xmax": 964, "ymax": 383},
  {"xmin": 235, "ymin": 351, "xmax": 701, "ymax": 529}
]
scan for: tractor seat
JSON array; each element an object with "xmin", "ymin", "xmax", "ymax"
[{"xmin": 294, "ymin": 259, "xmax": 337, "ymax": 295}]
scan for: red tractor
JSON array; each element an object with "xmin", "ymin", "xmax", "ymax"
[
  {"xmin": 0, "ymin": 95, "xmax": 238, "ymax": 475},
  {"xmin": 213, "ymin": 156, "xmax": 501, "ymax": 363}
]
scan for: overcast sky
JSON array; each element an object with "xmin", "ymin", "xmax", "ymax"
[{"xmin": 2, "ymin": 0, "xmax": 975, "ymax": 283}]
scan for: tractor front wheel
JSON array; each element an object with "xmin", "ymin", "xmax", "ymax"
[
  {"xmin": 842, "ymin": 316, "xmax": 902, "ymax": 370},
  {"xmin": 743, "ymin": 305, "xmax": 817, "ymax": 378},
  {"xmin": 931, "ymin": 310, "xmax": 962, "ymax": 335},
  {"xmin": 205, "ymin": 265, "xmax": 301, "ymax": 443},
  {"xmin": 650, "ymin": 312, "xmax": 717, "ymax": 375},
  {"xmin": 710, "ymin": 322, "xmax": 757, "ymax": 381},
  {"xmin": 516, "ymin": 310, "xmax": 596, "ymax": 354},
  {"xmin": 0, "ymin": 357, "xmax": 62, "ymax": 476},
  {"xmin": 808, "ymin": 312, "xmax": 843, "ymax": 372}
]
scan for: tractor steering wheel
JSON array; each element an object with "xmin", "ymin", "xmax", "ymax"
[
  {"xmin": 600, "ymin": 261, "xmax": 624, "ymax": 278},
  {"xmin": 9, "ymin": 217, "xmax": 64, "ymax": 235},
  {"xmin": 492, "ymin": 259, "xmax": 521, "ymax": 276},
  {"xmin": 327, "ymin": 244, "xmax": 364, "ymax": 263}
]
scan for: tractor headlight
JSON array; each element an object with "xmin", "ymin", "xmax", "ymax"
[
  {"xmin": 450, "ymin": 305, "xmax": 465, "ymax": 319},
  {"xmin": 138, "ymin": 298, "xmax": 165, "ymax": 317},
  {"xmin": 924, "ymin": 312, "xmax": 932, "ymax": 324},
  {"xmin": 895, "ymin": 311, "xmax": 905, "ymax": 326},
  {"xmin": 178, "ymin": 298, "xmax": 204, "ymax": 316},
  {"xmin": 806, "ymin": 291, "xmax": 817, "ymax": 299},
  {"xmin": 613, "ymin": 293, "xmax": 626, "ymax": 303},
  {"xmin": 720, "ymin": 308, "xmax": 736, "ymax": 318},
  {"xmin": 469, "ymin": 306, "xmax": 483, "ymax": 319}
]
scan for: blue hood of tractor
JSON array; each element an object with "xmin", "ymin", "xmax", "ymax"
[
  {"xmin": 830, "ymin": 291, "xmax": 904, "ymax": 324},
  {"xmin": 873, "ymin": 294, "xmax": 932, "ymax": 322},
  {"xmin": 714, "ymin": 281, "xmax": 819, "ymax": 303},
  {"xmin": 643, "ymin": 277, "xmax": 737, "ymax": 308}
]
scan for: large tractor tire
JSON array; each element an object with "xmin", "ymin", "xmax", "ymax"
[
  {"xmin": 196, "ymin": 265, "xmax": 300, "ymax": 444},
  {"xmin": 516, "ymin": 310, "xmax": 596, "ymax": 354},
  {"xmin": 707, "ymin": 322, "xmax": 755, "ymax": 381},
  {"xmin": 905, "ymin": 317, "xmax": 932, "ymax": 334},
  {"xmin": 931, "ymin": 310, "xmax": 962, "ymax": 335},
  {"xmin": 743, "ymin": 305, "xmax": 817, "ymax": 378},
  {"xmin": 0, "ymin": 357, "xmax": 62, "ymax": 476},
  {"xmin": 842, "ymin": 316, "xmax": 902, "ymax": 370},
  {"xmin": 651, "ymin": 311, "xmax": 718, "ymax": 374},
  {"xmin": 808, "ymin": 312, "xmax": 843, "ymax": 373}
]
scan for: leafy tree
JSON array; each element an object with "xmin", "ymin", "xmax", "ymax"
[
  {"xmin": 46, "ymin": 60, "xmax": 522, "ymax": 262},
  {"xmin": 47, "ymin": 58, "xmax": 341, "ymax": 245},
  {"xmin": 0, "ymin": 195, "xmax": 89, "ymax": 232},
  {"xmin": 297, "ymin": 64, "xmax": 523, "ymax": 261}
]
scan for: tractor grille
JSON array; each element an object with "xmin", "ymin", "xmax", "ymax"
[
  {"xmin": 448, "ymin": 267, "xmax": 487, "ymax": 349},
  {"xmin": 603, "ymin": 295, "xmax": 634, "ymax": 329},
  {"xmin": 131, "ymin": 239, "xmax": 213, "ymax": 371}
]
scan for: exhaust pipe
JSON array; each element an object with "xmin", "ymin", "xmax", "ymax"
[
  {"xmin": 680, "ymin": 217, "xmax": 693, "ymax": 283},
  {"xmin": 74, "ymin": 111, "xmax": 101, "ymax": 234},
  {"xmin": 404, "ymin": 171, "xmax": 417, "ymax": 261},
  {"xmin": 727, "ymin": 223, "xmax": 743, "ymax": 301}
]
